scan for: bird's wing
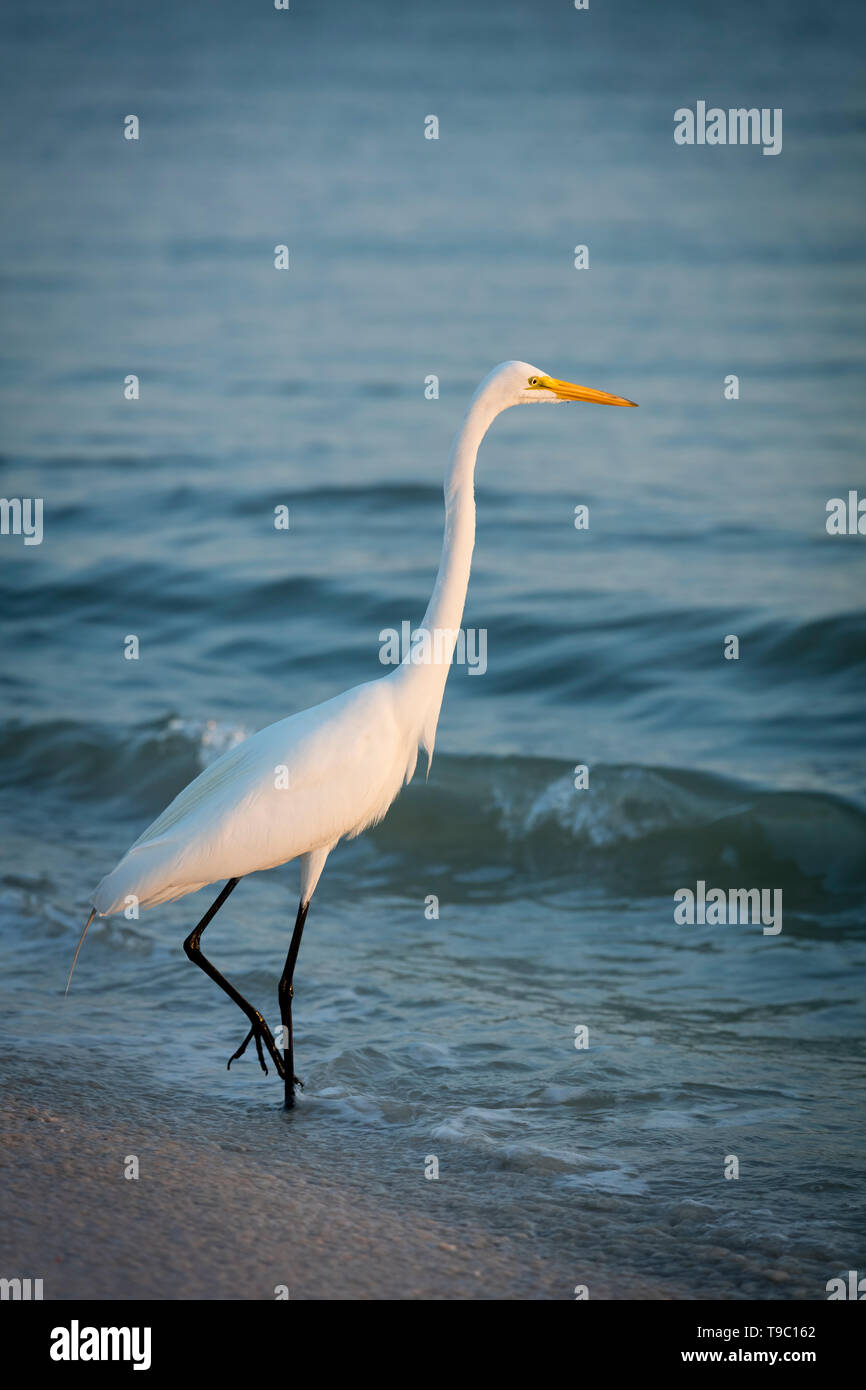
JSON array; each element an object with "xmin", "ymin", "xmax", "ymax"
[
  {"xmin": 92, "ymin": 679, "xmax": 417, "ymax": 916},
  {"xmin": 130, "ymin": 737, "xmax": 261, "ymax": 850}
]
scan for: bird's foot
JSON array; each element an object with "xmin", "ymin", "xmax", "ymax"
[
  {"xmin": 283, "ymin": 1074, "xmax": 304, "ymax": 1111},
  {"xmin": 227, "ymin": 1013, "xmax": 286, "ymax": 1079}
]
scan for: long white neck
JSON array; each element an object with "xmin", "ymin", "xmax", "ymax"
[{"xmin": 391, "ymin": 385, "xmax": 502, "ymax": 767}]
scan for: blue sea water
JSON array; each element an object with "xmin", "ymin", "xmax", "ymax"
[{"xmin": 1, "ymin": 0, "xmax": 864, "ymax": 1298}]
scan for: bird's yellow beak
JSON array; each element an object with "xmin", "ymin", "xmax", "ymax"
[{"xmin": 531, "ymin": 374, "xmax": 638, "ymax": 407}]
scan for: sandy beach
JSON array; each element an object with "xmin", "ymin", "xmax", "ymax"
[{"xmin": 1, "ymin": 1057, "xmax": 660, "ymax": 1301}]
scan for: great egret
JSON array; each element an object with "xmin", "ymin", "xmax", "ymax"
[{"xmin": 70, "ymin": 361, "xmax": 636, "ymax": 1106}]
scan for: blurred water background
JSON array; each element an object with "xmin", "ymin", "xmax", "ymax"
[{"xmin": 1, "ymin": 0, "xmax": 864, "ymax": 1297}]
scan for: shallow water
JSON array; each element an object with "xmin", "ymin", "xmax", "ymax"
[{"xmin": 1, "ymin": 0, "xmax": 865, "ymax": 1298}]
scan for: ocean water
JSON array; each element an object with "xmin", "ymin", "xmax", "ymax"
[{"xmin": 1, "ymin": 0, "xmax": 865, "ymax": 1298}]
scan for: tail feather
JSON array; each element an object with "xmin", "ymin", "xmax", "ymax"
[{"xmin": 65, "ymin": 909, "xmax": 96, "ymax": 996}]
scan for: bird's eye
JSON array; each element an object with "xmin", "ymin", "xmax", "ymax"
[{"xmin": 528, "ymin": 377, "xmax": 538, "ymax": 386}]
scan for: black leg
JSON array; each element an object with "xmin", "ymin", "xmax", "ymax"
[
  {"xmin": 278, "ymin": 898, "xmax": 310, "ymax": 1108},
  {"xmin": 183, "ymin": 877, "xmax": 285, "ymax": 1080}
]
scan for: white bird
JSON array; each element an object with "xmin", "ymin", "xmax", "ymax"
[{"xmin": 70, "ymin": 361, "xmax": 636, "ymax": 1106}]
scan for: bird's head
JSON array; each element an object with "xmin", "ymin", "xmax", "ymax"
[{"xmin": 478, "ymin": 360, "xmax": 638, "ymax": 411}]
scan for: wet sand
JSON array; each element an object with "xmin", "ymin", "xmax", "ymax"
[{"xmin": 0, "ymin": 1058, "xmax": 635, "ymax": 1301}]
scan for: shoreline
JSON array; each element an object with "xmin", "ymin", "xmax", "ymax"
[{"xmin": 0, "ymin": 1059, "xmax": 601, "ymax": 1301}]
